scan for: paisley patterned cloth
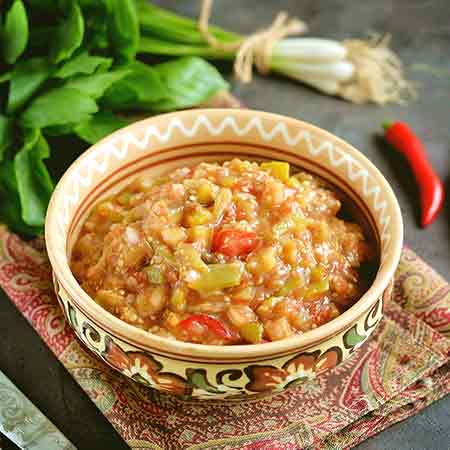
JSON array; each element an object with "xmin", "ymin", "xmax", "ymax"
[{"xmin": 0, "ymin": 226, "xmax": 448, "ymax": 450}]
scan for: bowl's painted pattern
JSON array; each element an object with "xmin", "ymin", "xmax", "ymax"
[
  {"xmin": 46, "ymin": 109, "xmax": 403, "ymax": 399},
  {"xmin": 54, "ymin": 277, "xmax": 385, "ymax": 400}
]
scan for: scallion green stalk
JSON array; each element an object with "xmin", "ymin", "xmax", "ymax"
[
  {"xmin": 135, "ymin": 2, "xmax": 353, "ymax": 92},
  {"xmin": 136, "ymin": 1, "xmax": 415, "ymax": 105}
]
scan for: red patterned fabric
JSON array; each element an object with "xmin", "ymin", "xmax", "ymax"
[{"xmin": 0, "ymin": 226, "xmax": 448, "ymax": 449}]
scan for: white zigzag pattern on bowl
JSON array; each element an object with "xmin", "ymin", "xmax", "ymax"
[{"xmin": 55, "ymin": 114, "xmax": 391, "ymax": 263}]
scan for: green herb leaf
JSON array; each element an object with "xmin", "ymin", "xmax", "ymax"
[
  {"xmin": 7, "ymin": 58, "xmax": 52, "ymax": 113},
  {"xmin": 0, "ymin": 116, "xmax": 13, "ymax": 163},
  {"xmin": 89, "ymin": 22, "xmax": 110, "ymax": 50},
  {"xmin": 0, "ymin": 191, "xmax": 43, "ymax": 235},
  {"xmin": 50, "ymin": 1, "xmax": 85, "ymax": 63},
  {"xmin": 0, "ymin": 159, "xmax": 42, "ymax": 236},
  {"xmin": 0, "ymin": 129, "xmax": 41, "ymax": 233},
  {"xmin": 21, "ymin": 87, "xmax": 98, "ymax": 129},
  {"xmin": 54, "ymin": 51, "xmax": 113, "ymax": 78},
  {"xmin": 77, "ymin": 0, "xmax": 112, "ymax": 50},
  {"xmin": 14, "ymin": 128, "xmax": 54, "ymax": 226},
  {"xmin": 64, "ymin": 69, "xmax": 130, "ymax": 100},
  {"xmin": 0, "ymin": 72, "xmax": 12, "ymax": 83},
  {"xmin": 151, "ymin": 57, "xmax": 228, "ymax": 112},
  {"xmin": 101, "ymin": 61, "xmax": 167, "ymax": 110},
  {"xmin": 108, "ymin": 0, "xmax": 139, "ymax": 64},
  {"xmin": 2, "ymin": 0, "xmax": 29, "ymax": 64},
  {"xmin": 74, "ymin": 111, "xmax": 128, "ymax": 144}
]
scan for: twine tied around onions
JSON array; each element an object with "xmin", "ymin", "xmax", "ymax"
[{"xmin": 198, "ymin": 0, "xmax": 307, "ymax": 83}]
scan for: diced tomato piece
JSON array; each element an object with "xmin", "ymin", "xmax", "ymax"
[
  {"xmin": 212, "ymin": 229, "xmax": 258, "ymax": 257},
  {"xmin": 179, "ymin": 314, "xmax": 232, "ymax": 339}
]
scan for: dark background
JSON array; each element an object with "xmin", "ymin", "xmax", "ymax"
[{"xmin": 1, "ymin": 1, "xmax": 449, "ymax": 449}]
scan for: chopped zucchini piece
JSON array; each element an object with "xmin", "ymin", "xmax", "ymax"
[
  {"xmin": 281, "ymin": 240, "xmax": 298, "ymax": 265},
  {"xmin": 117, "ymin": 192, "xmax": 132, "ymax": 206},
  {"xmin": 167, "ymin": 208, "xmax": 183, "ymax": 225},
  {"xmin": 96, "ymin": 289, "xmax": 124, "ymax": 310},
  {"xmin": 261, "ymin": 161, "xmax": 290, "ymax": 181},
  {"xmin": 124, "ymin": 208, "xmax": 141, "ymax": 223},
  {"xmin": 150, "ymin": 240, "xmax": 176, "ymax": 265},
  {"xmin": 311, "ymin": 265, "xmax": 326, "ymax": 282},
  {"xmin": 177, "ymin": 244, "xmax": 208, "ymax": 271},
  {"xmin": 170, "ymin": 288, "xmax": 186, "ymax": 312},
  {"xmin": 123, "ymin": 244, "xmax": 148, "ymax": 268},
  {"xmin": 96, "ymin": 201, "xmax": 122, "ymax": 222},
  {"xmin": 257, "ymin": 247, "xmax": 277, "ymax": 272},
  {"xmin": 153, "ymin": 176, "xmax": 169, "ymax": 186},
  {"xmin": 197, "ymin": 182, "xmax": 215, "ymax": 205},
  {"xmin": 189, "ymin": 225, "xmax": 213, "ymax": 246},
  {"xmin": 144, "ymin": 265, "xmax": 165, "ymax": 284},
  {"xmin": 303, "ymin": 279, "xmax": 330, "ymax": 300},
  {"xmin": 189, "ymin": 262, "xmax": 243, "ymax": 293},
  {"xmin": 240, "ymin": 322, "xmax": 263, "ymax": 344},
  {"xmin": 277, "ymin": 275, "xmax": 304, "ymax": 296},
  {"xmin": 221, "ymin": 176, "xmax": 236, "ymax": 188},
  {"xmin": 184, "ymin": 207, "xmax": 213, "ymax": 227},
  {"xmin": 287, "ymin": 176, "xmax": 301, "ymax": 188},
  {"xmin": 161, "ymin": 227, "xmax": 186, "ymax": 248},
  {"xmin": 256, "ymin": 296, "xmax": 283, "ymax": 316}
]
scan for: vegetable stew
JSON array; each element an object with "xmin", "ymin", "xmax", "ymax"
[{"xmin": 71, "ymin": 159, "xmax": 376, "ymax": 345}]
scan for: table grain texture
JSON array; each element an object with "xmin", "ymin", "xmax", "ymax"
[{"xmin": 1, "ymin": 0, "xmax": 449, "ymax": 449}]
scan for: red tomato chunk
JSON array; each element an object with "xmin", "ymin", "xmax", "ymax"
[{"xmin": 212, "ymin": 229, "xmax": 258, "ymax": 257}]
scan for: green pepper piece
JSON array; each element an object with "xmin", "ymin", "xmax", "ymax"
[{"xmin": 189, "ymin": 262, "xmax": 243, "ymax": 293}]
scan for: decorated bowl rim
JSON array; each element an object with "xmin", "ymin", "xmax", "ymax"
[{"xmin": 45, "ymin": 108, "xmax": 403, "ymax": 361}]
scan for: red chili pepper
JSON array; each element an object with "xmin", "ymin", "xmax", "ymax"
[
  {"xmin": 179, "ymin": 314, "xmax": 232, "ymax": 340},
  {"xmin": 383, "ymin": 121, "xmax": 445, "ymax": 228},
  {"xmin": 212, "ymin": 229, "xmax": 258, "ymax": 257}
]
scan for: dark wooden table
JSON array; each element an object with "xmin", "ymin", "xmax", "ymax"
[{"xmin": 1, "ymin": 1, "xmax": 449, "ymax": 449}]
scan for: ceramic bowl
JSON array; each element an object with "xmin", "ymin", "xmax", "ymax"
[{"xmin": 45, "ymin": 109, "xmax": 403, "ymax": 400}]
